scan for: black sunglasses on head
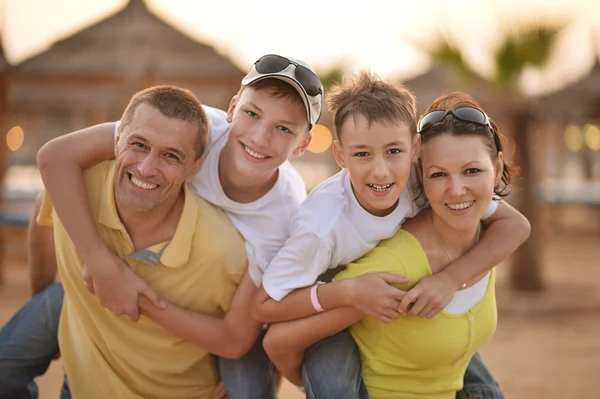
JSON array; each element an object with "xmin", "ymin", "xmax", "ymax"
[
  {"xmin": 417, "ymin": 106, "xmax": 492, "ymax": 134},
  {"xmin": 254, "ymin": 54, "xmax": 323, "ymax": 97}
]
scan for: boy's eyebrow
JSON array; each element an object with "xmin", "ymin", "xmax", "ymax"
[
  {"xmin": 246, "ymin": 101, "xmax": 263, "ymax": 113},
  {"xmin": 246, "ymin": 101, "xmax": 300, "ymax": 127},
  {"xmin": 385, "ymin": 140, "xmax": 409, "ymax": 147},
  {"xmin": 348, "ymin": 140, "xmax": 409, "ymax": 149},
  {"xmin": 128, "ymin": 134, "xmax": 148, "ymax": 142}
]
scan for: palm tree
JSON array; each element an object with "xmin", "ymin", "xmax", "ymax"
[{"xmin": 424, "ymin": 25, "xmax": 562, "ymax": 291}]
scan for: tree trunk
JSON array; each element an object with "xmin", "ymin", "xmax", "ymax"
[{"xmin": 509, "ymin": 108, "xmax": 545, "ymax": 291}]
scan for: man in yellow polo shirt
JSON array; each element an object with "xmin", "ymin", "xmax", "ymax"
[{"xmin": 33, "ymin": 86, "xmax": 258, "ymax": 398}]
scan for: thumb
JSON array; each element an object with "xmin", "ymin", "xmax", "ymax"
[
  {"xmin": 380, "ymin": 273, "xmax": 411, "ymax": 285},
  {"xmin": 139, "ymin": 283, "xmax": 166, "ymax": 309}
]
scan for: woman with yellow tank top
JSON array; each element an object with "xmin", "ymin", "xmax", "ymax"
[{"xmin": 265, "ymin": 92, "xmax": 518, "ymax": 399}]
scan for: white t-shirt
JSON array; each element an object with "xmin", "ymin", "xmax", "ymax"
[
  {"xmin": 261, "ymin": 168, "xmax": 499, "ymax": 301},
  {"xmin": 116, "ymin": 106, "xmax": 308, "ymax": 286},
  {"xmin": 190, "ymin": 108, "xmax": 307, "ymax": 286}
]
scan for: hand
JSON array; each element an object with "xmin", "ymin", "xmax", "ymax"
[
  {"xmin": 398, "ymin": 272, "xmax": 460, "ymax": 318},
  {"xmin": 212, "ymin": 383, "xmax": 228, "ymax": 399},
  {"xmin": 348, "ymin": 272, "xmax": 411, "ymax": 323},
  {"xmin": 81, "ymin": 252, "xmax": 166, "ymax": 322}
]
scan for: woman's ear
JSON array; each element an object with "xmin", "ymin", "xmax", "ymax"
[
  {"xmin": 495, "ymin": 151, "xmax": 505, "ymax": 186},
  {"xmin": 332, "ymin": 140, "xmax": 346, "ymax": 169},
  {"xmin": 412, "ymin": 134, "xmax": 421, "ymax": 163}
]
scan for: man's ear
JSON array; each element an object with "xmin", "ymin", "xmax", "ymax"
[
  {"xmin": 114, "ymin": 133, "xmax": 121, "ymax": 157},
  {"xmin": 186, "ymin": 157, "xmax": 205, "ymax": 183},
  {"xmin": 332, "ymin": 140, "xmax": 346, "ymax": 169},
  {"xmin": 293, "ymin": 132, "xmax": 313, "ymax": 156},
  {"xmin": 226, "ymin": 95, "xmax": 239, "ymax": 123},
  {"xmin": 412, "ymin": 134, "xmax": 421, "ymax": 163}
]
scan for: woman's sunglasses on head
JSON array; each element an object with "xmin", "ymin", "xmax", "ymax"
[{"xmin": 417, "ymin": 107, "xmax": 492, "ymax": 134}]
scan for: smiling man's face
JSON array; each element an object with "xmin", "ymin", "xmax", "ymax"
[{"xmin": 114, "ymin": 103, "xmax": 201, "ymax": 213}]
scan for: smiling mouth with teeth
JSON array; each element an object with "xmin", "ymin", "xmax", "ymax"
[
  {"xmin": 242, "ymin": 144, "xmax": 268, "ymax": 160},
  {"xmin": 446, "ymin": 200, "xmax": 475, "ymax": 210},
  {"xmin": 368, "ymin": 183, "xmax": 394, "ymax": 192},
  {"xmin": 129, "ymin": 173, "xmax": 159, "ymax": 190}
]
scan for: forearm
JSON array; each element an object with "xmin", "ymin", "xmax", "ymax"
[
  {"xmin": 139, "ymin": 297, "xmax": 260, "ymax": 359},
  {"xmin": 37, "ymin": 124, "xmax": 117, "ymax": 267},
  {"xmin": 27, "ymin": 195, "xmax": 57, "ymax": 295},
  {"xmin": 265, "ymin": 306, "xmax": 362, "ymax": 361},
  {"xmin": 254, "ymin": 279, "xmax": 353, "ymax": 323},
  {"xmin": 442, "ymin": 201, "xmax": 531, "ymax": 286},
  {"xmin": 264, "ymin": 306, "xmax": 362, "ymax": 385}
]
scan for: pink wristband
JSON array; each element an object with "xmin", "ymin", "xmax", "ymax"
[{"xmin": 310, "ymin": 283, "xmax": 325, "ymax": 312}]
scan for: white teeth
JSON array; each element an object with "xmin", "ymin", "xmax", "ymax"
[
  {"xmin": 446, "ymin": 201, "xmax": 475, "ymax": 210},
  {"xmin": 243, "ymin": 145, "xmax": 267, "ymax": 159},
  {"xmin": 368, "ymin": 183, "xmax": 392, "ymax": 192},
  {"xmin": 130, "ymin": 175, "xmax": 158, "ymax": 190}
]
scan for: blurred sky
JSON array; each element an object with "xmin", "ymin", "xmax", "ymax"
[{"xmin": 1, "ymin": 0, "xmax": 600, "ymax": 95}]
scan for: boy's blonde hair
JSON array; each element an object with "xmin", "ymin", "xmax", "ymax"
[{"xmin": 328, "ymin": 71, "xmax": 417, "ymax": 141}]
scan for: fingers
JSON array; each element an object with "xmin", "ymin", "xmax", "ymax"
[
  {"xmin": 139, "ymin": 283, "xmax": 166, "ymax": 309},
  {"xmin": 418, "ymin": 302, "xmax": 437, "ymax": 318},
  {"xmin": 83, "ymin": 277, "xmax": 96, "ymax": 294},
  {"xmin": 407, "ymin": 296, "xmax": 427, "ymax": 316},
  {"xmin": 82, "ymin": 266, "xmax": 96, "ymax": 294},
  {"xmin": 398, "ymin": 288, "xmax": 418, "ymax": 313},
  {"xmin": 127, "ymin": 308, "xmax": 141, "ymax": 323},
  {"xmin": 380, "ymin": 308, "xmax": 402, "ymax": 323},
  {"xmin": 426, "ymin": 306, "xmax": 442, "ymax": 319},
  {"xmin": 213, "ymin": 383, "xmax": 227, "ymax": 399},
  {"xmin": 379, "ymin": 273, "xmax": 411, "ymax": 285}
]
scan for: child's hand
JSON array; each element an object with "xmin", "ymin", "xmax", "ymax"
[
  {"xmin": 348, "ymin": 272, "xmax": 411, "ymax": 323},
  {"xmin": 398, "ymin": 273, "xmax": 458, "ymax": 318},
  {"xmin": 212, "ymin": 383, "xmax": 228, "ymax": 399}
]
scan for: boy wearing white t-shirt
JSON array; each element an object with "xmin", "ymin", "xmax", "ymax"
[{"xmin": 253, "ymin": 73, "xmax": 526, "ymax": 399}]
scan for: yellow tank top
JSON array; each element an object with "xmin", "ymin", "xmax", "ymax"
[{"xmin": 336, "ymin": 230, "xmax": 497, "ymax": 399}]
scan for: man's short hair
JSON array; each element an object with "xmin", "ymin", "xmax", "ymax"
[
  {"xmin": 328, "ymin": 71, "xmax": 417, "ymax": 141},
  {"xmin": 120, "ymin": 86, "xmax": 208, "ymax": 159}
]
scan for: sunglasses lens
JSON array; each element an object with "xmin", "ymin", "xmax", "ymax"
[
  {"xmin": 295, "ymin": 66, "xmax": 322, "ymax": 97},
  {"xmin": 255, "ymin": 55, "xmax": 290, "ymax": 74},
  {"xmin": 418, "ymin": 110, "xmax": 446, "ymax": 132},
  {"xmin": 452, "ymin": 107, "xmax": 487, "ymax": 125}
]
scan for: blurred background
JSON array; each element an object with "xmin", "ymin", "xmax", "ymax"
[{"xmin": 0, "ymin": 0, "xmax": 598, "ymax": 398}]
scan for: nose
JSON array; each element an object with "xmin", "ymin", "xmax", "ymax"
[
  {"xmin": 372, "ymin": 156, "xmax": 390, "ymax": 180},
  {"xmin": 248, "ymin": 122, "xmax": 271, "ymax": 149},
  {"xmin": 137, "ymin": 154, "xmax": 159, "ymax": 177},
  {"xmin": 448, "ymin": 175, "xmax": 467, "ymax": 197}
]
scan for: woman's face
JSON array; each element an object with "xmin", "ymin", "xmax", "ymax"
[{"xmin": 420, "ymin": 134, "xmax": 503, "ymax": 232}]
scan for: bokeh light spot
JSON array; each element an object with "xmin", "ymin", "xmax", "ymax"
[
  {"xmin": 564, "ymin": 124, "xmax": 583, "ymax": 153},
  {"xmin": 308, "ymin": 124, "xmax": 333, "ymax": 154},
  {"xmin": 6, "ymin": 126, "xmax": 25, "ymax": 152},
  {"xmin": 583, "ymin": 124, "xmax": 600, "ymax": 151}
]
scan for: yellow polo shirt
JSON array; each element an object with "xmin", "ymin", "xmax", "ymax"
[
  {"xmin": 37, "ymin": 161, "xmax": 247, "ymax": 399},
  {"xmin": 337, "ymin": 230, "xmax": 497, "ymax": 399}
]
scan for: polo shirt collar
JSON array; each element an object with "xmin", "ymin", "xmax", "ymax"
[{"xmin": 98, "ymin": 163, "xmax": 198, "ymax": 268}]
